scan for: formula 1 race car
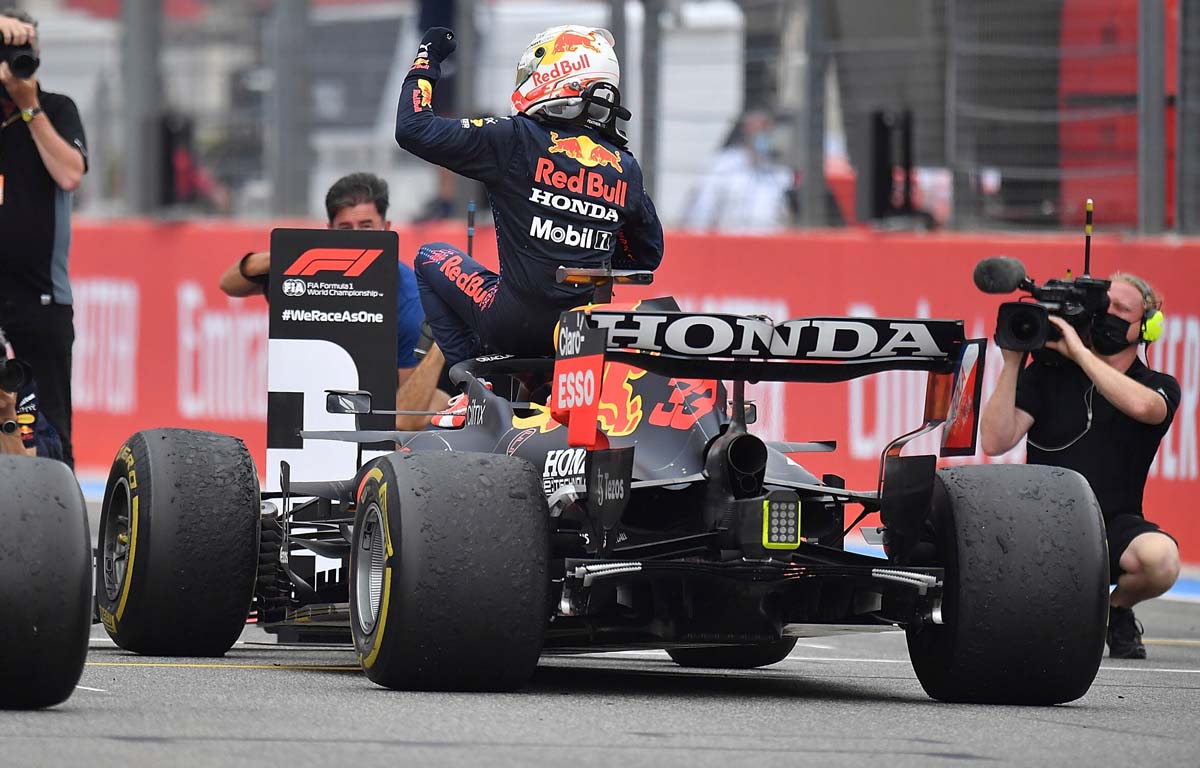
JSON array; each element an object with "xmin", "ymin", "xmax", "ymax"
[{"xmin": 95, "ymin": 266, "xmax": 1109, "ymax": 705}]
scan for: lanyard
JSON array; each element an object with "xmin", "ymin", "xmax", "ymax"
[{"xmin": 0, "ymin": 110, "xmax": 22, "ymax": 131}]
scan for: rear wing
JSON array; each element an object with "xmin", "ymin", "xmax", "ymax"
[
  {"xmin": 569, "ymin": 309, "xmax": 965, "ymax": 382},
  {"xmin": 550, "ymin": 308, "xmax": 984, "ymax": 454}
]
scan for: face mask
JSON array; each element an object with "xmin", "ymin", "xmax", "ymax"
[
  {"xmin": 752, "ymin": 133, "xmax": 770, "ymax": 158},
  {"xmin": 1090, "ymin": 313, "xmax": 1135, "ymax": 355}
]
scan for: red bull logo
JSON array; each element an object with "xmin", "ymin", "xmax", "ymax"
[
  {"xmin": 531, "ymin": 55, "xmax": 592, "ymax": 88},
  {"xmin": 552, "ymin": 31, "xmax": 603, "ymax": 55},
  {"xmin": 597, "ymin": 363, "xmax": 647, "ymax": 437},
  {"xmin": 438, "ymin": 255, "xmax": 496, "ymax": 310},
  {"xmin": 412, "ymin": 78, "xmax": 433, "ymax": 112},
  {"xmin": 512, "ymin": 403, "xmax": 563, "ymax": 434},
  {"xmin": 535, "ymin": 158, "xmax": 627, "ymax": 207},
  {"xmin": 548, "ymin": 132, "xmax": 623, "ymax": 172}
]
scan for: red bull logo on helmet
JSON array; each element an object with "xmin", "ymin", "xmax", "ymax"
[
  {"xmin": 552, "ymin": 31, "xmax": 604, "ymax": 55},
  {"xmin": 532, "ymin": 55, "xmax": 593, "ymax": 88},
  {"xmin": 548, "ymin": 132, "xmax": 623, "ymax": 172}
]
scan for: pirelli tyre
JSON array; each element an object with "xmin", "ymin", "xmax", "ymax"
[
  {"xmin": 667, "ymin": 639, "xmax": 798, "ymax": 669},
  {"xmin": 906, "ymin": 465, "xmax": 1108, "ymax": 705},
  {"xmin": 0, "ymin": 456, "xmax": 91, "ymax": 709},
  {"xmin": 96, "ymin": 429, "xmax": 260, "ymax": 657},
  {"xmin": 351, "ymin": 451, "xmax": 548, "ymax": 691}
]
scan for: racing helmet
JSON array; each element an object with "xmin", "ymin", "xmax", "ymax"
[{"xmin": 511, "ymin": 25, "xmax": 624, "ymax": 128}]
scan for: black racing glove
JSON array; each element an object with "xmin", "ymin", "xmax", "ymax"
[{"xmin": 409, "ymin": 27, "xmax": 457, "ymax": 80}]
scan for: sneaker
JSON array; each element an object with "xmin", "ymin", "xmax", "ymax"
[
  {"xmin": 431, "ymin": 393, "xmax": 468, "ymax": 429},
  {"xmin": 430, "ymin": 382, "xmax": 493, "ymax": 429},
  {"xmin": 1107, "ymin": 606, "xmax": 1147, "ymax": 659}
]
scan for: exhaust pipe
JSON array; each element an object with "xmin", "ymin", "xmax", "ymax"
[{"xmin": 725, "ymin": 433, "xmax": 767, "ymax": 498}]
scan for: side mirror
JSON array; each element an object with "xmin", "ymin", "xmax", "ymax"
[
  {"xmin": 326, "ymin": 390, "xmax": 372, "ymax": 415},
  {"xmin": 743, "ymin": 401, "xmax": 757, "ymax": 425}
]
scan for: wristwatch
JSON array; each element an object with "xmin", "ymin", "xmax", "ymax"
[
  {"xmin": 1, "ymin": 419, "xmax": 17, "ymax": 435},
  {"xmin": 20, "ymin": 106, "xmax": 43, "ymax": 123}
]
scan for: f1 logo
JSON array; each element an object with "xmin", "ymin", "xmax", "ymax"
[{"xmin": 284, "ymin": 248, "xmax": 384, "ymax": 277}]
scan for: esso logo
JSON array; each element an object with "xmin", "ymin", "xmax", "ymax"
[{"xmin": 555, "ymin": 369, "xmax": 596, "ymax": 409}]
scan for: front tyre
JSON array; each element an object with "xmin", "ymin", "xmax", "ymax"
[
  {"xmin": 906, "ymin": 465, "xmax": 1107, "ymax": 704},
  {"xmin": 351, "ymin": 452, "xmax": 548, "ymax": 691}
]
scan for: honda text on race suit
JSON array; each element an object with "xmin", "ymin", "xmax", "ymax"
[{"xmin": 394, "ymin": 57, "xmax": 663, "ymax": 365}]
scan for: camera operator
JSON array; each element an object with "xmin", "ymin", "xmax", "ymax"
[
  {"xmin": 980, "ymin": 273, "xmax": 1181, "ymax": 659},
  {"xmin": 0, "ymin": 8, "xmax": 87, "ymax": 469}
]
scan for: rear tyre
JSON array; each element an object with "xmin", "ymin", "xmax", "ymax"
[
  {"xmin": 0, "ymin": 456, "xmax": 91, "ymax": 709},
  {"xmin": 906, "ymin": 465, "xmax": 1107, "ymax": 704},
  {"xmin": 95, "ymin": 429, "xmax": 260, "ymax": 656},
  {"xmin": 351, "ymin": 451, "xmax": 548, "ymax": 691},
  {"xmin": 668, "ymin": 639, "xmax": 798, "ymax": 669}
]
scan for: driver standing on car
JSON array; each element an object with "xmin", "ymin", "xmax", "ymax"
[
  {"xmin": 979, "ymin": 272, "xmax": 1181, "ymax": 659},
  {"xmin": 394, "ymin": 25, "xmax": 664, "ymax": 380}
]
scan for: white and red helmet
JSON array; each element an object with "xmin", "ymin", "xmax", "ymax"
[{"xmin": 511, "ymin": 25, "xmax": 622, "ymax": 124}]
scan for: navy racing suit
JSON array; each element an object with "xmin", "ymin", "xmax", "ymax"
[{"xmin": 395, "ymin": 71, "xmax": 664, "ymax": 368}]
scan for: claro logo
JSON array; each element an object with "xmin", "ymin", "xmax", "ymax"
[{"xmin": 284, "ymin": 248, "xmax": 383, "ymax": 278}]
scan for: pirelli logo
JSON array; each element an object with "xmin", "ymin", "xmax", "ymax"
[{"xmin": 284, "ymin": 248, "xmax": 384, "ymax": 278}]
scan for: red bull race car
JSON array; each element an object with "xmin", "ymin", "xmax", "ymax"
[{"xmin": 93, "ymin": 268, "xmax": 1109, "ymax": 704}]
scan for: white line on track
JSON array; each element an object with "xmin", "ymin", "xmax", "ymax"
[
  {"xmin": 75, "ymin": 685, "xmax": 108, "ymax": 693},
  {"xmin": 1098, "ymin": 666, "xmax": 1200, "ymax": 674}
]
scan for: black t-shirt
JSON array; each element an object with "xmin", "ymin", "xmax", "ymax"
[
  {"xmin": 0, "ymin": 87, "xmax": 89, "ymax": 303},
  {"xmin": 1016, "ymin": 357, "xmax": 1180, "ymax": 521}
]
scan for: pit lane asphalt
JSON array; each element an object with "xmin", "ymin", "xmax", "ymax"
[{"xmin": 2, "ymin": 599, "xmax": 1198, "ymax": 768}]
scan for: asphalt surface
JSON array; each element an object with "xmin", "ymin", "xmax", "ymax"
[{"xmin": 2, "ymin": 598, "xmax": 1197, "ymax": 768}]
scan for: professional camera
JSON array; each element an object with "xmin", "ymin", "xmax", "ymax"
[
  {"xmin": 0, "ymin": 42, "xmax": 38, "ymax": 79},
  {"xmin": 0, "ymin": 358, "xmax": 29, "ymax": 392},
  {"xmin": 974, "ymin": 256, "xmax": 1110, "ymax": 352}
]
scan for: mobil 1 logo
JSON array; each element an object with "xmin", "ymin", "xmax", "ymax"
[{"xmin": 531, "ymin": 215, "xmax": 612, "ymax": 251}]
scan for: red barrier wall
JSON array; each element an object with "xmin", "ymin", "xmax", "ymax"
[{"xmin": 66, "ymin": 221, "xmax": 1200, "ymax": 562}]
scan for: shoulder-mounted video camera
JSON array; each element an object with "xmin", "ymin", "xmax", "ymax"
[
  {"xmin": 0, "ymin": 358, "xmax": 30, "ymax": 392},
  {"xmin": 974, "ymin": 256, "xmax": 1110, "ymax": 352}
]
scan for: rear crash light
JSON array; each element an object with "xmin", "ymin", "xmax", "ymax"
[{"xmin": 762, "ymin": 491, "xmax": 801, "ymax": 550}]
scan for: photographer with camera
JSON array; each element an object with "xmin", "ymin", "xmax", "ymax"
[
  {"xmin": 980, "ymin": 270, "xmax": 1181, "ymax": 659},
  {"xmin": 0, "ymin": 8, "xmax": 88, "ymax": 468}
]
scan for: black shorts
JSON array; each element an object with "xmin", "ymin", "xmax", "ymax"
[{"xmin": 1106, "ymin": 514, "xmax": 1177, "ymax": 584}]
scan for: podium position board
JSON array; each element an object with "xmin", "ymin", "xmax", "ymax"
[{"xmin": 265, "ymin": 228, "xmax": 399, "ymax": 491}]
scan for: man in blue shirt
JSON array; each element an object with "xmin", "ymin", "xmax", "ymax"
[{"xmin": 219, "ymin": 172, "xmax": 448, "ymax": 429}]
